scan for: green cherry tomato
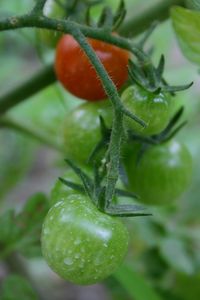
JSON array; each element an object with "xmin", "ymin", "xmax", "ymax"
[
  {"xmin": 124, "ymin": 140, "xmax": 192, "ymax": 205},
  {"xmin": 41, "ymin": 194, "xmax": 129, "ymax": 285},
  {"xmin": 62, "ymin": 101, "xmax": 113, "ymax": 164},
  {"xmin": 121, "ymin": 85, "xmax": 171, "ymax": 136},
  {"xmin": 38, "ymin": 0, "xmax": 65, "ymax": 47}
]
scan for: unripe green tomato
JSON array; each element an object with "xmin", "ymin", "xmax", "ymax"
[
  {"xmin": 121, "ymin": 85, "xmax": 171, "ymax": 136},
  {"xmin": 41, "ymin": 194, "xmax": 129, "ymax": 285},
  {"xmin": 124, "ymin": 140, "xmax": 192, "ymax": 205},
  {"xmin": 62, "ymin": 101, "xmax": 113, "ymax": 164},
  {"xmin": 39, "ymin": 0, "xmax": 65, "ymax": 47}
]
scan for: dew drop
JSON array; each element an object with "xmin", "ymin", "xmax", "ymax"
[
  {"xmin": 54, "ymin": 201, "xmax": 63, "ymax": 207},
  {"xmin": 64, "ymin": 258, "xmax": 73, "ymax": 265},
  {"xmin": 74, "ymin": 238, "xmax": 81, "ymax": 245}
]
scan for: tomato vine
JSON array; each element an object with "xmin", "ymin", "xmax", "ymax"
[{"xmin": 0, "ymin": 0, "xmax": 195, "ymax": 292}]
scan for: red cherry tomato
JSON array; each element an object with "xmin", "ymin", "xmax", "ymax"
[{"xmin": 55, "ymin": 34, "xmax": 130, "ymax": 101}]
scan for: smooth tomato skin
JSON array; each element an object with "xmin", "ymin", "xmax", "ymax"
[
  {"xmin": 121, "ymin": 85, "xmax": 171, "ymax": 136},
  {"xmin": 41, "ymin": 194, "xmax": 129, "ymax": 285},
  {"xmin": 124, "ymin": 140, "xmax": 192, "ymax": 205},
  {"xmin": 55, "ymin": 34, "xmax": 130, "ymax": 101},
  {"xmin": 62, "ymin": 101, "xmax": 113, "ymax": 164}
]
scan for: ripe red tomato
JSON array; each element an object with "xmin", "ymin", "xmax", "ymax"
[{"xmin": 55, "ymin": 34, "xmax": 130, "ymax": 101}]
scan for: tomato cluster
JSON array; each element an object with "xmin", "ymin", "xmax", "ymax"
[{"xmin": 40, "ymin": 14, "xmax": 193, "ymax": 285}]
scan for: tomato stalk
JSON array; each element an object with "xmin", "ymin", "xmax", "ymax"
[
  {"xmin": 0, "ymin": 0, "xmax": 188, "ymax": 211},
  {"xmin": 0, "ymin": 65, "xmax": 56, "ymax": 116},
  {"xmin": 56, "ymin": 25, "xmax": 137, "ymax": 209},
  {"xmin": 0, "ymin": 117, "xmax": 63, "ymax": 151},
  {"xmin": 0, "ymin": 1, "xmax": 184, "ymax": 115},
  {"xmin": 105, "ymin": 109, "xmax": 124, "ymax": 207}
]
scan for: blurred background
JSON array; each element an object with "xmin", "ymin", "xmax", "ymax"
[{"xmin": 0, "ymin": 0, "xmax": 200, "ymax": 299}]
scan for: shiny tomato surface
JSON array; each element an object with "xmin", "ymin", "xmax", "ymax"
[
  {"xmin": 55, "ymin": 34, "xmax": 130, "ymax": 101},
  {"xmin": 41, "ymin": 194, "xmax": 129, "ymax": 285}
]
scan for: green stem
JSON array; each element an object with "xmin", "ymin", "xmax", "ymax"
[
  {"xmin": 0, "ymin": 117, "xmax": 63, "ymax": 151},
  {"xmin": 67, "ymin": 26, "xmax": 124, "ymax": 205},
  {"xmin": 105, "ymin": 109, "xmax": 124, "ymax": 206},
  {"xmin": 119, "ymin": 0, "xmax": 185, "ymax": 37},
  {"xmin": 0, "ymin": 64, "xmax": 56, "ymax": 115},
  {"xmin": 0, "ymin": 0, "xmax": 182, "ymax": 114},
  {"xmin": 0, "ymin": 0, "xmax": 185, "ymax": 207},
  {"xmin": 68, "ymin": 26, "xmax": 122, "ymax": 108},
  {"xmin": 32, "ymin": 0, "xmax": 46, "ymax": 14},
  {"xmin": 0, "ymin": 16, "xmax": 146, "ymax": 126}
]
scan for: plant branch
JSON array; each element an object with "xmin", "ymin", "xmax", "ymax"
[
  {"xmin": 0, "ymin": 64, "xmax": 56, "ymax": 115},
  {"xmin": 0, "ymin": 15, "xmax": 147, "ymax": 123},
  {"xmin": 0, "ymin": 0, "xmax": 183, "ymax": 114},
  {"xmin": 0, "ymin": 117, "xmax": 63, "ymax": 151},
  {"xmin": 105, "ymin": 109, "xmax": 124, "ymax": 206},
  {"xmin": 67, "ymin": 26, "xmax": 126, "ymax": 205},
  {"xmin": 119, "ymin": 0, "xmax": 185, "ymax": 37}
]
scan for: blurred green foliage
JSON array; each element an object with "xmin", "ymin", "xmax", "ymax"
[
  {"xmin": 0, "ymin": 0, "xmax": 200, "ymax": 300},
  {"xmin": 0, "ymin": 274, "xmax": 37, "ymax": 300}
]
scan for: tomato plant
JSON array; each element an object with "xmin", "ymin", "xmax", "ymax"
[
  {"xmin": 55, "ymin": 34, "xmax": 130, "ymax": 101},
  {"xmin": 41, "ymin": 193, "xmax": 129, "ymax": 285},
  {"xmin": 124, "ymin": 140, "xmax": 192, "ymax": 205},
  {"xmin": 0, "ymin": 0, "xmax": 199, "ymax": 298},
  {"xmin": 121, "ymin": 85, "xmax": 172, "ymax": 136},
  {"xmin": 62, "ymin": 100, "xmax": 113, "ymax": 164}
]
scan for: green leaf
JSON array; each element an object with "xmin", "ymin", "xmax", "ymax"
[
  {"xmin": 0, "ymin": 210, "xmax": 21, "ymax": 244},
  {"xmin": 0, "ymin": 129, "xmax": 34, "ymax": 200},
  {"xmin": 171, "ymin": 6, "xmax": 200, "ymax": 65},
  {"xmin": 15, "ymin": 193, "xmax": 49, "ymax": 257},
  {"xmin": 0, "ymin": 193, "xmax": 49, "ymax": 259},
  {"xmin": 0, "ymin": 274, "xmax": 37, "ymax": 300},
  {"xmin": 159, "ymin": 237, "xmax": 195, "ymax": 275},
  {"xmin": 113, "ymin": 264, "xmax": 163, "ymax": 300}
]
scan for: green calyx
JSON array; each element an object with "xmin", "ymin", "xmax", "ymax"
[{"xmin": 58, "ymin": 158, "xmax": 150, "ymax": 218}]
